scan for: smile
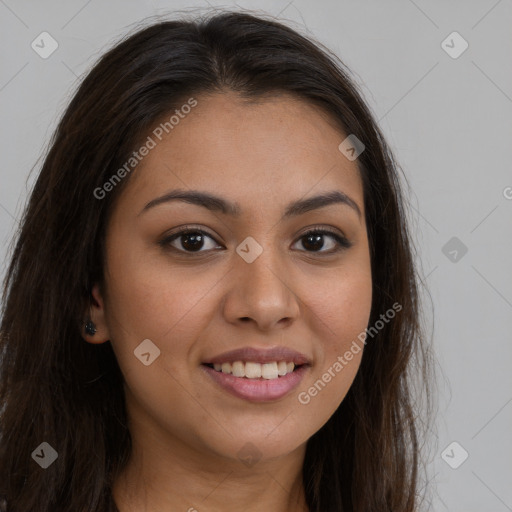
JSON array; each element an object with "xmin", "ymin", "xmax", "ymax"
[
  {"xmin": 201, "ymin": 362, "xmax": 309, "ymax": 402},
  {"xmin": 207, "ymin": 361, "xmax": 296, "ymax": 379}
]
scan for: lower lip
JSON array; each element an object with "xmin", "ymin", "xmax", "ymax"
[{"xmin": 201, "ymin": 364, "xmax": 309, "ymax": 402}]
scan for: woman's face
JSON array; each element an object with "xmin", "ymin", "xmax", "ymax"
[{"xmin": 92, "ymin": 91, "xmax": 372, "ymax": 466}]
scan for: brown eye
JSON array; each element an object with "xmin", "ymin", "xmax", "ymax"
[
  {"xmin": 159, "ymin": 228, "xmax": 221, "ymax": 253},
  {"xmin": 293, "ymin": 229, "xmax": 352, "ymax": 254}
]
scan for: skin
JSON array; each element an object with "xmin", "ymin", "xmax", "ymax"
[{"xmin": 83, "ymin": 91, "xmax": 373, "ymax": 512}]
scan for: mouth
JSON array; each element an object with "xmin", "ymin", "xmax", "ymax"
[
  {"xmin": 200, "ymin": 346, "xmax": 311, "ymax": 402},
  {"xmin": 202, "ymin": 361, "xmax": 306, "ymax": 379}
]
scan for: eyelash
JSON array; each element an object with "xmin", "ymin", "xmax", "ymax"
[{"xmin": 158, "ymin": 225, "xmax": 353, "ymax": 255}]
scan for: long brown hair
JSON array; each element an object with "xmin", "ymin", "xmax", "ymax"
[{"xmin": 0, "ymin": 10, "xmax": 436, "ymax": 511}]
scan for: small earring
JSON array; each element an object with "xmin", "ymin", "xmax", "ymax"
[{"xmin": 85, "ymin": 320, "xmax": 97, "ymax": 336}]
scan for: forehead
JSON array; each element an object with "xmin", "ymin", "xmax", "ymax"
[{"xmin": 119, "ymin": 91, "xmax": 364, "ymax": 217}]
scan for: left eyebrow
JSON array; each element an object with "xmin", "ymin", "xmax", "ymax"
[{"xmin": 139, "ymin": 189, "xmax": 362, "ymax": 220}]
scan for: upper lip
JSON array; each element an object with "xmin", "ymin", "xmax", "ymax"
[{"xmin": 203, "ymin": 346, "xmax": 311, "ymax": 366}]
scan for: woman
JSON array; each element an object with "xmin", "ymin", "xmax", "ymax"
[{"xmin": 0, "ymin": 10, "xmax": 435, "ymax": 512}]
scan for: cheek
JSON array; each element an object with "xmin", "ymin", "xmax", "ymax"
[
  {"xmin": 308, "ymin": 262, "xmax": 373, "ymax": 356},
  {"xmin": 102, "ymin": 244, "xmax": 222, "ymax": 410},
  {"xmin": 101, "ymin": 250, "xmax": 215, "ymax": 446},
  {"xmin": 103, "ymin": 242, "xmax": 214, "ymax": 345},
  {"xmin": 295, "ymin": 264, "xmax": 372, "ymax": 416}
]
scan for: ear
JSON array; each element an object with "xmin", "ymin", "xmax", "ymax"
[{"xmin": 82, "ymin": 283, "xmax": 111, "ymax": 344}]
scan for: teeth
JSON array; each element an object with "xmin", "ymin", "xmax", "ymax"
[
  {"xmin": 277, "ymin": 361, "xmax": 287, "ymax": 376},
  {"xmin": 262, "ymin": 362, "xmax": 278, "ymax": 379},
  {"xmin": 245, "ymin": 362, "xmax": 262, "ymax": 378},
  {"xmin": 211, "ymin": 361, "xmax": 297, "ymax": 379},
  {"xmin": 231, "ymin": 361, "xmax": 245, "ymax": 377}
]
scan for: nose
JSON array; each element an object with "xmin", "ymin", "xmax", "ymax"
[{"xmin": 221, "ymin": 247, "xmax": 300, "ymax": 331}]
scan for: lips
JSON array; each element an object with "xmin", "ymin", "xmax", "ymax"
[
  {"xmin": 201, "ymin": 363, "xmax": 309, "ymax": 402},
  {"xmin": 201, "ymin": 346, "xmax": 311, "ymax": 402}
]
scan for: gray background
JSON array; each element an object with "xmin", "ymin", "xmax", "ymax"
[{"xmin": 1, "ymin": 0, "xmax": 511, "ymax": 510}]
